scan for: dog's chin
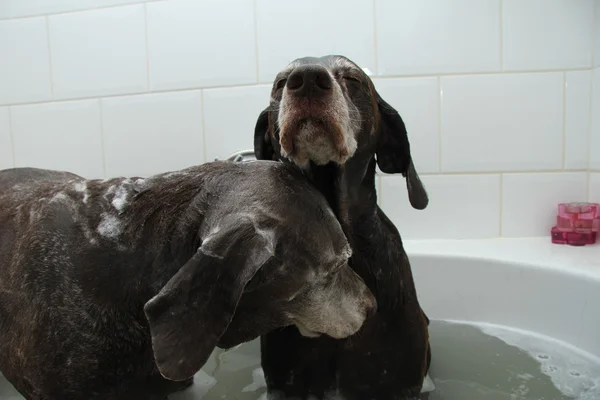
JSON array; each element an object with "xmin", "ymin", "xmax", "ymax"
[
  {"xmin": 293, "ymin": 320, "xmax": 322, "ymax": 338},
  {"xmin": 279, "ymin": 119, "xmax": 356, "ymax": 168}
]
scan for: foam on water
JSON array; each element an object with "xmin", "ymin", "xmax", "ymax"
[
  {"xmin": 475, "ymin": 321, "xmax": 600, "ymax": 400},
  {"xmin": 2, "ymin": 321, "xmax": 600, "ymax": 399}
]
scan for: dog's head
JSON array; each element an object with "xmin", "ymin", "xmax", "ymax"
[
  {"xmin": 254, "ymin": 54, "xmax": 428, "ymax": 210},
  {"xmin": 143, "ymin": 213, "xmax": 375, "ymax": 382}
]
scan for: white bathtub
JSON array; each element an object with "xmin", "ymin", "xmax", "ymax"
[{"xmin": 406, "ymin": 237, "xmax": 600, "ymax": 358}]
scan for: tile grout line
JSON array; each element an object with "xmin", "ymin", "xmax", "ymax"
[
  {"xmin": 0, "ymin": 68, "xmax": 589, "ymax": 108},
  {"xmin": 98, "ymin": 100, "xmax": 107, "ymax": 178},
  {"xmin": 499, "ymin": 0, "xmax": 504, "ymax": 71},
  {"xmin": 562, "ymin": 71, "xmax": 567, "ymax": 169},
  {"xmin": 499, "ymin": 174, "xmax": 504, "ymax": 237},
  {"xmin": 372, "ymin": 0, "xmax": 379, "ymax": 75},
  {"xmin": 200, "ymin": 90, "xmax": 207, "ymax": 163},
  {"xmin": 252, "ymin": 0, "xmax": 260, "ymax": 83},
  {"xmin": 437, "ymin": 76, "xmax": 442, "ymax": 172},
  {"xmin": 0, "ymin": 0, "xmax": 168, "ymax": 21},
  {"xmin": 588, "ymin": 172, "xmax": 591, "ymax": 201},
  {"xmin": 44, "ymin": 16, "xmax": 55, "ymax": 98},
  {"xmin": 143, "ymin": 3, "xmax": 151, "ymax": 92},
  {"xmin": 586, "ymin": 66, "xmax": 595, "ymax": 198},
  {"xmin": 7, "ymin": 108, "xmax": 16, "ymax": 168},
  {"xmin": 378, "ymin": 169, "xmax": 589, "ymax": 178}
]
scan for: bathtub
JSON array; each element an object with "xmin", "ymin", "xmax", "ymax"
[{"xmin": 405, "ymin": 237, "xmax": 600, "ymax": 358}]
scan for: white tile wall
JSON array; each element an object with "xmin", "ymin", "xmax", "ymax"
[
  {"xmin": 502, "ymin": 172, "xmax": 588, "ymax": 237},
  {"xmin": 48, "ymin": 5, "xmax": 148, "ymax": 99},
  {"xmin": 0, "ymin": 17, "xmax": 52, "ymax": 105},
  {"xmin": 502, "ymin": 0, "xmax": 595, "ymax": 71},
  {"xmin": 147, "ymin": 0, "xmax": 257, "ymax": 90},
  {"xmin": 440, "ymin": 72, "xmax": 564, "ymax": 172},
  {"xmin": 203, "ymin": 85, "xmax": 271, "ymax": 162},
  {"xmin": 380, "ymin": 174, "xmax": 501, "ymax": 239},
  {"xmin": 372, "ymin": 77, "xmax": 439, "ymax": 174},
  {"xmin": 101, "ymin": 91, "xmax": 203, "ymax": 177},
  {"xmin": 376, "ymin": 0, "xmax": 501, "ymax": 76},
  {"xmin": 590, "ymin": 173, "xmax": 600, "ymax": 201},
  {"xmin": 10, "ymin": 100, "xmax": 104, "ymax": 178},
  {"xmin": 0, "ymin": 108, "xmax": 13, "ymax": 170},
  {"xmin": 591, "ymin": 68, "xmax": 600, "ymax": 171},
  {"xmin": 565, "ymin": 70, "xmax": 591, "ymax": 169},
  {"xmin": 0, "ymin": 0, "xmax": 148, "ymax": 19},
  {"xmin": 0, "ymin": 0, "xmax": 597, "ymax": 240},
  {"xmin": 256, "ymin": 0, "xmax": 375, "ymax": 83},
  {"xmin": 595, "ymin": 0, "xmax": 600, "ymax": 67}
]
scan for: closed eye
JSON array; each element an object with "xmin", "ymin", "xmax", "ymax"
[{"xmin": 343, "ymin": 75, "xmax": 361, "ymax": 83}]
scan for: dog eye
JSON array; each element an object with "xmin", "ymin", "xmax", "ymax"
[
  {"xmin": 275, "ymin": 78, "xmax": 287, "ymax": 90},
  {"xmin": 343, "ymin": 76, "xmax": 361, "ymax": 83}
]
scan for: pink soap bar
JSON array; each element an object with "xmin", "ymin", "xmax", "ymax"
[
  {"xmin": 558, "ymin": 202, "xmax": 599, "ymax": 218},
  {"xmin": 556, "ymin": 203, "xmax": 600, "ymax": 232},
  {"xmin": 551, "ymin": 226, "xmax": 597, "ymax": 246}
]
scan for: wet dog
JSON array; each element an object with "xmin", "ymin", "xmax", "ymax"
[
  {"xmin": 0, "ymin": 161, "xmax": 376, "ymax": 400},
  {"xmin": 254, "ymin": 55, "xmax": 431, "ymax": 400}
]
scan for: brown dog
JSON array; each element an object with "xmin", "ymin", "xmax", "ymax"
[
  {"xmin": 0, "ymin": 162, "xmax": 376, "ymax": 399},
  {"xmin": 253, "ymin": 55, "xmax": 431, "ymax": 400}
]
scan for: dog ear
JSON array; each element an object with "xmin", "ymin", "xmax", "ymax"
[
  {"xmin": 254, "ymin": 108, "xmax": 275, "ymax": 161},
  {"xmin": 374, "ymin": 92, "xmax": 429, "ymax": 210},
  {"xmin": 143, "ymin": 220, "xmax": 274, "ymax": 382}
]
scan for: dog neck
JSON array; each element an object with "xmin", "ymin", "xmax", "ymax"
[
  {"xmin": 291, "ymin": 155, "xmax": 415, "ymax": 309},
  {"xmin": 299, "ymin": 154, "xmax": 377, "ymax": 232}
]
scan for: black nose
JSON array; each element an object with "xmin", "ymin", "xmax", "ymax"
[{"xmin": 286, "ymin": 65, "xmax": 333, "ymax": 96}]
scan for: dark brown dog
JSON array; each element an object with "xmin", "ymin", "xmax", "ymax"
[
  {"xmin": 0, "ymin": 161, "xmax": 376, "ymax": 400},
  {"xmin": 253, "ymin": 55, "xmax": 431, "ymax": 400}
]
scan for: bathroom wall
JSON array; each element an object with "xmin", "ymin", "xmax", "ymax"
[{"xmin": 0, "ymin": 0, "xmax": 598, "ymax": 239}]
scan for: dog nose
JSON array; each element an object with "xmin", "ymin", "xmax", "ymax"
[{"xmin": 286, "ymin": 65, "xmax": 333, "ymax": 96}]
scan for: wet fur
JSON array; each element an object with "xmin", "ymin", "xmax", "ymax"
[
  {"xmin": 254, "ymin": 55, "xmax": 432, "ymax": 400},
  {"xmin": 0, "ymin": 161, "xmax": 374, "ymax": 400}
]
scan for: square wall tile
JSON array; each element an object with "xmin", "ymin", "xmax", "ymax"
[
  {"xmin": 376, "ymin": 0, "xmax": 500, "ymax": 76},
  {"xmin": 440, "ymin": 72, "xmax": 563, "ymax": 172},
  {"xmin": 590, "ymin": 173, "xmax": 600, "ymax": 202},
  {"xmin": 0, "ymin": 108, "xmax": 13, "ymax": 170},
  {"xmin": 256, "ymin": 0, "xmax": 375, "ymax": 83},
  {"xmin": 11, "ymin": 100, "xmax": 104, "ymax": 178},
  {"xmin": 372, "ymin": 77, "xmax": 440, "ymax": 173},
  {"xmin": 591, "ymin": 68, "xmax": 600, "ymax": 170},
  {"xmin": 48, "ymin": 5, "xmax": 148, "ymax": 99},
  {"xmin": 502, "ymin": 172, "xmax": 588, "ymax": 237},
  {"xmin": 379, "ymin": 174, "xmax": 501, "ymax": 239},
  {"xmin": 147, "ymin": 0, "xmax": 256, "ymax": 90},
  {"xmin": 0, "ymin": 17, "xmax": 52, "ymax": 105},
  {"xmin": 0, "ymin": 0, "xmax": 147, "ymax": 19},
  {"xmin": 503, "ymin": 0, "xmax": 594, "ymax": 71},
  {"xmin": 203, "ymin": 85, "xmax": 272, "ymax": 162},
  {"xmin": 565, "ymin": 71, "xmax": 591, "ymax": 169},
  {"xmin": 101, "ymin": 91, "xmax": 203, "ymax": 177}
]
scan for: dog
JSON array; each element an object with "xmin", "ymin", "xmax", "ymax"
[
  {"xmin": 253, "ymin": 55, "xmax": 431, "ymax": 400},
  {"xmin": 0, "ymin": 161, "xmax": 376, "ymax": 400}
]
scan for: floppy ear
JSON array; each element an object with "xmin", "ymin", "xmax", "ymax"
[
  {"xmin": 143, "ymin": 222, "xmax": 274, "ymax": 382},
  {"xmin": 375, "ymin": 92, "xmax": 429, "ymax": 210},
  {"xmin": 254, "ymin": 108, "xmax": 275, "ymax": 161}
]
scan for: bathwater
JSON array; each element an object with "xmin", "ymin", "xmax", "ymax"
[{"xmin": 1, "ymin": 321, "xmax": 599, "ymax": 399}]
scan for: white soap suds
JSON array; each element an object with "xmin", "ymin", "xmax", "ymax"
[
  {"xmin": 97, "ymin": 214, "xmax": 121, "ymax": 239},
  {"xmin": 474, "ymin": 322, "xmax": 600, "ymax": 400},
  {"xmin": 73, "ymin": 181, "xmax": 90, "ymax": 203},
  {"xmin": 111, "ymin": 184, "xmax": 129, "ymax": 212},
  {"xmin": 242, "ymin": 368, "xmax": 266, "ymax": 392}
]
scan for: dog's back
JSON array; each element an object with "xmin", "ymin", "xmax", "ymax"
[{"xmin": 0, "ymin": 161, "xmax": 358, "ymax": 399}]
